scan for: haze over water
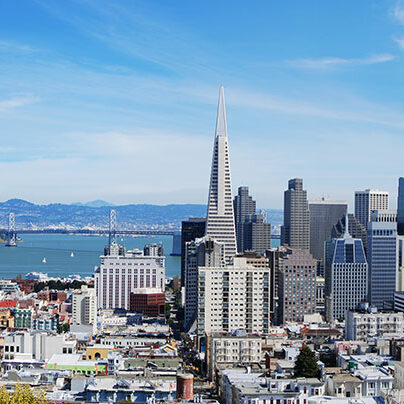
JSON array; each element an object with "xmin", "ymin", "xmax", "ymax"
[{"xmin": 0, "ymin": 234, "xmax": 180, "ymax": 279}]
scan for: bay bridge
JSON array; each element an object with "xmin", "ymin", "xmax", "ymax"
[{"xmin": 1, "ymin": 210, "xmax": 281, "ymax": 252}]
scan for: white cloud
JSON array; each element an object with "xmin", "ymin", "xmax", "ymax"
[
  {"xmin": 0, "ymin": 96, "xmax": 39, "ymax": 112},
  {"xmin": 394, "ymin": 36, "xmax": 404, "ymax": 50},
  {"xmin": 394, "ymin": 5, "xmax": 404, "ymax": 25},
  {"xmin": 286, "ymin": 54, "xmax": 395, "ymax": 69}
]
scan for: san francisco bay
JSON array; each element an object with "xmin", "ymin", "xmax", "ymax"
[{"xmin": 0, "ymin": 234, "xmax": 180, "ymax": 279}]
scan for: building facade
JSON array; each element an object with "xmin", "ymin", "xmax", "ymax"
[
  {"xmin": 95, "ymin": 242, "xmax": 165, "ymax": 310},
  {"xmin": 242, "ymin": 213, "xmax": 271, "ymax": 254},
  {"xmin": 72, "ymin": 285, "xmax": 97, "ymax": 329},
  {"xmin": 354, "ymin": 189, "xmax": 389, "ymax": 227},
  {"xmin": 309, "ymin": 198, "xmax": 347, "ymax": 261},
  {"xmin": 277, "ymin": 248, "xmax": 317, "ymax": 324},
  {"xmin": 398, "ymin": 178, "xmax": 404, "ymax": 236},
  {"xmin": 281, "ymin": 178, "xmax": 310, "ymax": 250},
  {"xmin": 324, "ymin": 224, "xmax": 368, "ymax": 321},
  {"xmin": 367, "ymin": 210, "xmax": 398, "ymax": 309}
]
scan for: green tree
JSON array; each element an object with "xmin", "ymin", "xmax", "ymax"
[
  {"xmin": 294, "ymin": 345, "xmax": 321, "ymax": 379},
  {"xmin": 0, "ymin": 384, "xmax": 48, "ymax": 403},
  {"xmin": 58, "ymin": 322, "xmax": 70, "ymax": 333}
]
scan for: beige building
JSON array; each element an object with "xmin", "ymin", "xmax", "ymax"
[{"xmin": 72, "ymin": 285, "xmax": 97, "ymax": 332}]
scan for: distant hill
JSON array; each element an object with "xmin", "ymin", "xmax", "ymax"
[
  {"xmin": 0, "ymin": 199, "xmax": 282, "ymax": 230},
  {"xmin": 71, "ymin": 200, "xmax": 116, "ymax": 207}
]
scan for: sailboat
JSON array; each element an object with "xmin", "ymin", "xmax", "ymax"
[
  {"xmin": 70, "ymin": 252, "xmax": 74, "ymax": 258},
  {"xmin": 42, "ymin": 257, "xmax": 47, "ymax": 264}
]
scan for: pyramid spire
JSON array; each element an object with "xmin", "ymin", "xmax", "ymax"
[
  {"xmin": 343, "ymin": 214, "xmax": 350, "ymax": 238},
  {"xmin": 205, "ymin": 86, "xmax": 238, "ymax": 262}
]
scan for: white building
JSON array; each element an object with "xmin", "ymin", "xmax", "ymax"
[
  {"xmin": 95, "ymin": 242, "xmax": 165, "ymax": 310},
  {"xmin": 345, "ymin": 308, "xmax": 404, "ymax": 341},
  {"xmin": 2, "ymin": 331, "xmax": 77, "ymax": 361},
  {"xmin": 72, "ymin": 285, "xmax": 97, "ymax": 332},
  {"xmin": 197, "ymin": 256, "xmax": 270, "ymax": 335},
  {"xmin": 354, "ymin": 189, "xmax": 389, "ymax": 227},
  {"xmin": 367, "ymin": 210, "xmax": 398, "ymax": 309}
]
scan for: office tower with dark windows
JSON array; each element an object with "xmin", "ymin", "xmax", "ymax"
[
  {"xmin": 181, "ymin": 218, "xmax": 206, "ymax": 282},
  {"xmin": 309, "ymin": 198, "xmax": 347, "ymax": 261},
  {"xmin": 205, "ymin": 86, "xmax": 238, "ymax": 263},
  {"xmin": 324, "ymin": 219, "xmax": 368, "ymax": 322},
  {"xmin": 234, "ymin": 186, "xmax": 256, "ymax": 252},
  {"xmin": 367, "ymin": 210, "xmax": 398, "ymax": 310},
  {"xmin": 355, "ymin": 189, "xmax": 389, "ymax": 227},
  {"xmin": 398, "ymin": 178, "xmax": 404, "ymax": 236},
  {"xmin": 242, "ymin": 213, "xmax": 271, "ymax": 254},
  {"xmin": 277, "ymin": 248, "xmax": 317, "ymax": 324},
  {"xmin": 281, "ymin": 178, "xmax": 310, "ymax": 250}
]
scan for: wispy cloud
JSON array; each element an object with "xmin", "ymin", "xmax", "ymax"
[
  {"xmin": 393, "ymin": 5, "xmax": 404, "ymax": 25},
  {"xmin": 0, "ymin": 96, "xmax": 39, "ymax": 112},
  {"xmin": 286, "ymin": 54, "xmax": 395, "ymax": 69},
  {"xmin": 0, "ymin": 40, "xmax": 39, "ymax": 54}
]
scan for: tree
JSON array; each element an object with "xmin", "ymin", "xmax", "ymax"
[
  {"xmin": 294, "ymin": 345, "xmax": 321, "ymax": 379},
  {"xmin": 0, "ymin": 384, "xmax": 48, "ymax": 403}
]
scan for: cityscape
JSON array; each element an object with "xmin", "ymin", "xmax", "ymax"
[{"xmin": 1, "ymin": 2, "xmax": 404, "ymax": 404}]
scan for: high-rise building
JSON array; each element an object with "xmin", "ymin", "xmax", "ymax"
[
  {"xmin": 234, "ymin": 186, "xmax": 256, "ymax": 252},
  {"xmin": 205, "ymin": 86, "xmax": 237, "ymax": 263},
  {"xmin": 72, "ymin": 285, "xmax": 97, "ymax": 332},
  {"xmin": 354, "ymin": 189, "xmax": 389, "ymax": 227},
  {"xmin": 197, "ymin": 256, "xmax": 271, "ymax": 335},
  {"xmin": 95, "ymin": 242, "xmax": 165, "ymax": 310},
  {"xmin": 180, "ymin": 218, "xmax": 206, "ymax": 283},
  {"xmin": 398, "ymin": 178, "xmax": 404, "ymax": 236},
  {"xmin": 324, "ymin": 219, "xmax": 368, "ymax": 321},
  {"xmin": 277, "ymin": 248, "xmax": 317, "ymax": 324},
  {"xmin": 281, "ymin": 178, "xmax": 310, "ymax": 250},
  {"xmin": 184, "ymin": 236, "xmax": 224, "ymax": 331},
  {"xmin": 309, "ymin": 198, "xmax": 347, "ymax": 260},
  {"xmin": 367, "ymin": 210, "xmax": 398, "ymax": 310},
  {"xmin": 242, "ymin": 213, "xmax": 271, "ymax": 254}
]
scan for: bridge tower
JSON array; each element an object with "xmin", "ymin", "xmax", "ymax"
[
  {"xmin": 5, "ymin": 212, "xmax": 17, "ymax": 247},
  {"xmin": 108, "ymin": 209, "xmax": 117, "ymax": 245}
]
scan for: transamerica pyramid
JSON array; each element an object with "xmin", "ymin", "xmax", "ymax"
[{"xmin": 205, "ymin": 86, "xmax": 238, "ymax": 262}]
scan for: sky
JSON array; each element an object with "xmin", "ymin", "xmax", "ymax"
[{"xmin": 1, "ymin": 1, "xmax": 404, "ymax": 210}]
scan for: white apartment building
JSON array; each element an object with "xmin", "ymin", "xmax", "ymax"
[
  {"xmin": 3, "ymin": 331, "xmax": 77, "ymax": 361},
  {"xmin": 354, "ymin": 189, "xmax": 389, "ymax": 227},
  {"xmin": 345, "ymin": 308, "xmax": 404, "ymax": 341},
  {"xmin": 72, "ymin": 285, "xmax": 97, "ymax": 332},
  {"xmin": 197, "ymin": 256, "xmax": 271, "ymax": 336},
  {"xmin": 206, "ymin": 331, "xmax": 262, "ymax": 380},
  {"xmin": 95, "ymin": 242, "xmax": 165, "ymax": 310}
]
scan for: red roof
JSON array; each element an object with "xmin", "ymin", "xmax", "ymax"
[{"xmin": 0, "ymin": 300, "xmax": 18, "ymax": 309}]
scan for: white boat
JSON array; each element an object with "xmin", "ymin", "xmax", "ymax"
[
  {"xmin": 70, "ymin": 252, "xmax": 74, "ymax": 258},
  {"xmin": 42, "ymin": 257, "xmax": 47, "ymax": 264}
]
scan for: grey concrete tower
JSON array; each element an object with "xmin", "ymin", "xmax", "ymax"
[
  {"xmin": 205, "ymin": 86, "xmax": 238, "ymax": 262},
  {"xmin": 234, "ymin": 186, "xmax": 256, "ymax": 252},
  {"xmin": 281, "ymin": 178, "xmax": 310, "ymax": 250}
]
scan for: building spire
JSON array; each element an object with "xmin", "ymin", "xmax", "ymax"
[
  {"xmin": 344, "ymin": 214, "xmax": 350, "ymax": 238},
  {"xmin": 215, "ymin": 85, "xmax": 227, "ymax": 137}
]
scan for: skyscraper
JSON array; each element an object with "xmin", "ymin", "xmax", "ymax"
[
  {"xmin": 205, "ymin": 86, "xmax": 237, "ymax": 262},
  {"xmin": 309, "ymin": 198, "xmax": 347, "ymax": 260},
  {"xmin": 367, "ymin": 210, "xmax": 398, "ymax": 310},
  {"xmin": 281, "ymin": 178, "xmax": 310, "ymax": 250},
  {"xmin": 234, "ymin": 186, "xmax": 256, "ymax": 252},
  {"xmin": 242, "ymin": 213, "xmax": 271, "ymax": 253},
  {"xmin": 398, "ymin": 178, "xmax": 404, "ymax": 236},
  {"xmin": 324, "ymin": 218, "xmax": 368, "ymax": 322},
  {"xmin": 354, "ymin": 189, "xmax": 389, "ymax": 227}
]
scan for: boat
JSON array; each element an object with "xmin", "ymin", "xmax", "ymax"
[
  {"xmin": 70, "ymin": 252, "xmax": 74, "ymax": 258},
  {"xmin": 42, "ymin": 257, "xmax": 47, "ymax": 264}
]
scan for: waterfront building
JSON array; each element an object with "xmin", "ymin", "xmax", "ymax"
[
  {"xmin": 354, "ymin": 189, "xmax": 389, "ymax": 227},
  {"xmin": 233, "ymin": 186, "xmax": 256, "ymax": 253},
  {"xmin": 277, "ymin": 248, "xmax": 317, "ymax": 324},
  {"xmin": 398, "ymin": 178, "xmax": 404, "ymax": 236},
  {"xmin": 309, "ymin": 198, "xmax": 347, "ymax": 261},
  {"xmin": 281, "ymin": 178, "xmax": 310, "ymax": 250},
  {"xmin": 324, "ymin": 220, "xmax": 368, "ymax": 321},
  {"xmin": 205, "ymin": 86, "xmax": 238, "ymax": 263},
  {"xmin": 367, "ymin": 210, "xmax": 398, "ymax": 309},
  {"xmin": 180, "ymin": 218, "xmax": 206, "ymax": 282},
  {"xmin": 345, "ymin": 306, "xmax": 404, "ymax": 341},
  {"xmin": 242, "ymin": 213, "xmax": 271, "ymax": 254},
  {"xmin": 95, "ymin": 242, "xmax": 165, "ymax": 310},
  {"xmin": 184, "ymin": 236, "xmax": 224, "ymax": 331},
  {"xmin": 72, "ymin": 285, "xmax": 97, "ymax": 331},
  {"xmin": 197, "ymin": 256, "xmax": 271, "ymax": 335}
]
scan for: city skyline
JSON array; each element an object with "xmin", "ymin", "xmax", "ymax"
[{"xmin": 1, "ymin": 1, "xmax": 404, "ymax": 207}]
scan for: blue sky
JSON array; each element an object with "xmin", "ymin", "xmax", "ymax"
[{"xmin": 1, "ymin": 1, "xmax": 404, "ymax": 209}]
